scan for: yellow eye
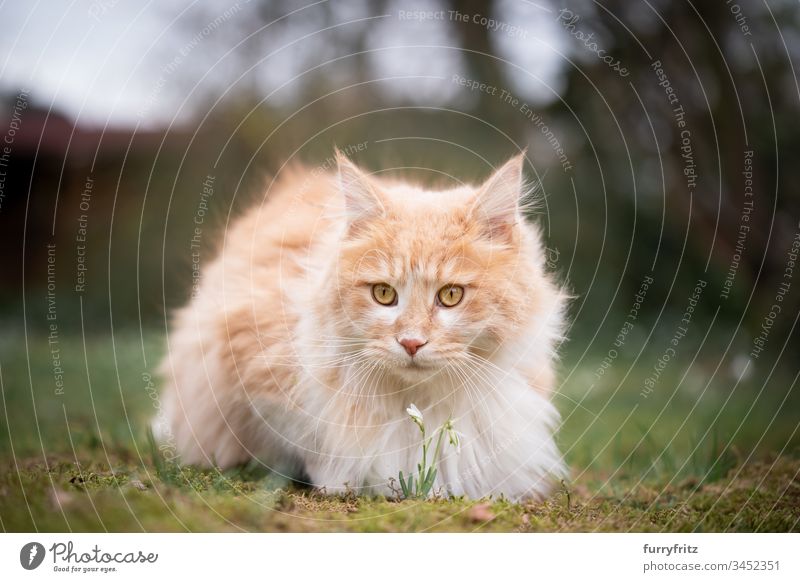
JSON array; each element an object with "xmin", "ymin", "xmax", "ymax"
[
  {"xmin": 437, "ymin": 285, "xmax": 464, "ymax": 307},
  {"xmin": 371, "ymin": 283, "xmax": 397, "ymax": 306}
]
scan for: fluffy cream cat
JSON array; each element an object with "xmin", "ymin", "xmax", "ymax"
[{"xmin": 155, "ymin": 152, "xmax": 568, "ymax": 500}]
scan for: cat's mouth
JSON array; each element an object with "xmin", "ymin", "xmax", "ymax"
[
  {"xmin": 397, "ymin": 356, "xmax": 445, "ymax": 378},
  {"xmin": 378, "ymin": 352, "xmax": 439, "ymax": 374},
  {"xmin": 372, "ymin": 344, "xmax": 445, "ymax": 375},
  {"xmin": 405, "ymin": 358, "xmax": 431, "ymax": 369}
]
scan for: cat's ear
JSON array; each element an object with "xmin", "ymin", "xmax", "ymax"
[
  {"xmin": 470, "ymin": 153, "xmax": 526, "ymax": 242},
  {"xmin": 336, "ymin": 150, "xmax": 385, "ymax": 235}
]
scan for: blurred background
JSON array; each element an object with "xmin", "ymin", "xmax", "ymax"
[{"xmin": 1, "ymin": 0, "xmax": 798, "ymax": 484}]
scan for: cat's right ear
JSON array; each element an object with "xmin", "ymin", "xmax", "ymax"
[{"xmin": 336, "ymin": 150, "xmax": 385, "ymax": 235}]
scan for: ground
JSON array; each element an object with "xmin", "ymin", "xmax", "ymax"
[
  {"xmin": 1, "ymin": 330, "xmax": 798, "ymax": 532},
  {"xmin": 2, "ymin": 454, "xmax": 798, "ymax": 532}
]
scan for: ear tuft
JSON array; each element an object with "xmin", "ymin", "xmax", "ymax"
[
  {"xmin": 470, "ymin": 153, "xmax": 526, "ymax": 242},
  {"xmin": 336, "ymin": 149, "xmax": 384, "ymax": 235}
]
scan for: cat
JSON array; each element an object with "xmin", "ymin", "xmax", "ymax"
[{"xmin": 154, "ymin": 151, "xmax": 569, "ymax": 501}]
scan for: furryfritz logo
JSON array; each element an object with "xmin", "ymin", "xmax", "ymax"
[{"xmin": 20, "ymin": 542, "xmax": 46, "ymax": 570}]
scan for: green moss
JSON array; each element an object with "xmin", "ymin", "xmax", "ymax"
[{"xmin": 1, "ymin": 454, "xmax": 797, "ymax": 532}]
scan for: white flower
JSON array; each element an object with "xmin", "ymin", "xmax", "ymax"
[
  {"xmin": 406, "ymin": 403, "xmax": 423, "ymax": 424},
  {"xmin": 444, "ymin": 420, "xmax": 465, "ymax": 454}
]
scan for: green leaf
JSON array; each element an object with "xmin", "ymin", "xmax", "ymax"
[
  {"xmin": 424, "ymin": 467, "xmax": 438, "ymax": 491},
  {"xmin": 399, "ymin": 471, "xmax": 408, "ymax": 497}
]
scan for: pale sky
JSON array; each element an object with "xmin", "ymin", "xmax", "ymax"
[{"xmin": 0, "ymin": 0, "xmax": 569, "ymax": 128}]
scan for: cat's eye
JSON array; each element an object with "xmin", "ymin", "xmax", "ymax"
[
  {"xmin": 437, "ymin": 285, "xmax": 464, "ymax": 307},
  {"xmin": 371, "ymin": 283, "xmax": 397, "ymax": 306}
]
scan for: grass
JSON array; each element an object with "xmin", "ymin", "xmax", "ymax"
[{"xmin": 1, "ymin": 328, "xmax": 798, "ymax": 532}]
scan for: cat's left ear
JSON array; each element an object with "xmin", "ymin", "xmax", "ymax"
[
  {"xmin": 471, "ymin": 153, "xmax": 526, "ymax": 242},
  {"xmin": 336, "ymin": 150, "xmax": 385, "ymax": 235}
]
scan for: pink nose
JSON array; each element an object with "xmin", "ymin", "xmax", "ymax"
[{"xmin": 398, "ymin": 338, "xmax": 427, "ymax": 356}]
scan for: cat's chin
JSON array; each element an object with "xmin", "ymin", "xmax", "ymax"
[{"xmin": 385, "ymin": 358, "xmax": 446, "ymax": 383}]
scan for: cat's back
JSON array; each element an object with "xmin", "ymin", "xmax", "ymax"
[
  {"xmin": 168, "ymin": 166, "xmax": 338, "ymax": 399},
  {"xmin": 222, "ymin": 165, "xmax": 339, "ymax": 269}
]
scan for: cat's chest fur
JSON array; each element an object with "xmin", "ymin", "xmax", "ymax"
[{"xmin": 253, "ymin": 348, "xmax": 564, "ymax": 500}]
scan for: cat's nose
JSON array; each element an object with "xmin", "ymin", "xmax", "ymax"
[{"xmin": 398, "ymin": 337, "xmax": 427, "ymax": 356}]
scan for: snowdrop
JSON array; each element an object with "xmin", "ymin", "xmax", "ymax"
[
  {"xmin": 397, "ymin": 404, "xmax": 460, "ymax": 499},
  {"xmin": 406, "ymin": 404, "xmax": 423, "ymax": 426}
]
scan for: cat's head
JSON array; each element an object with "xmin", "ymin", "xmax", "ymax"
[{"xmin": 323, "ymin": 152, "xmax": 558, "ymax": 384}]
